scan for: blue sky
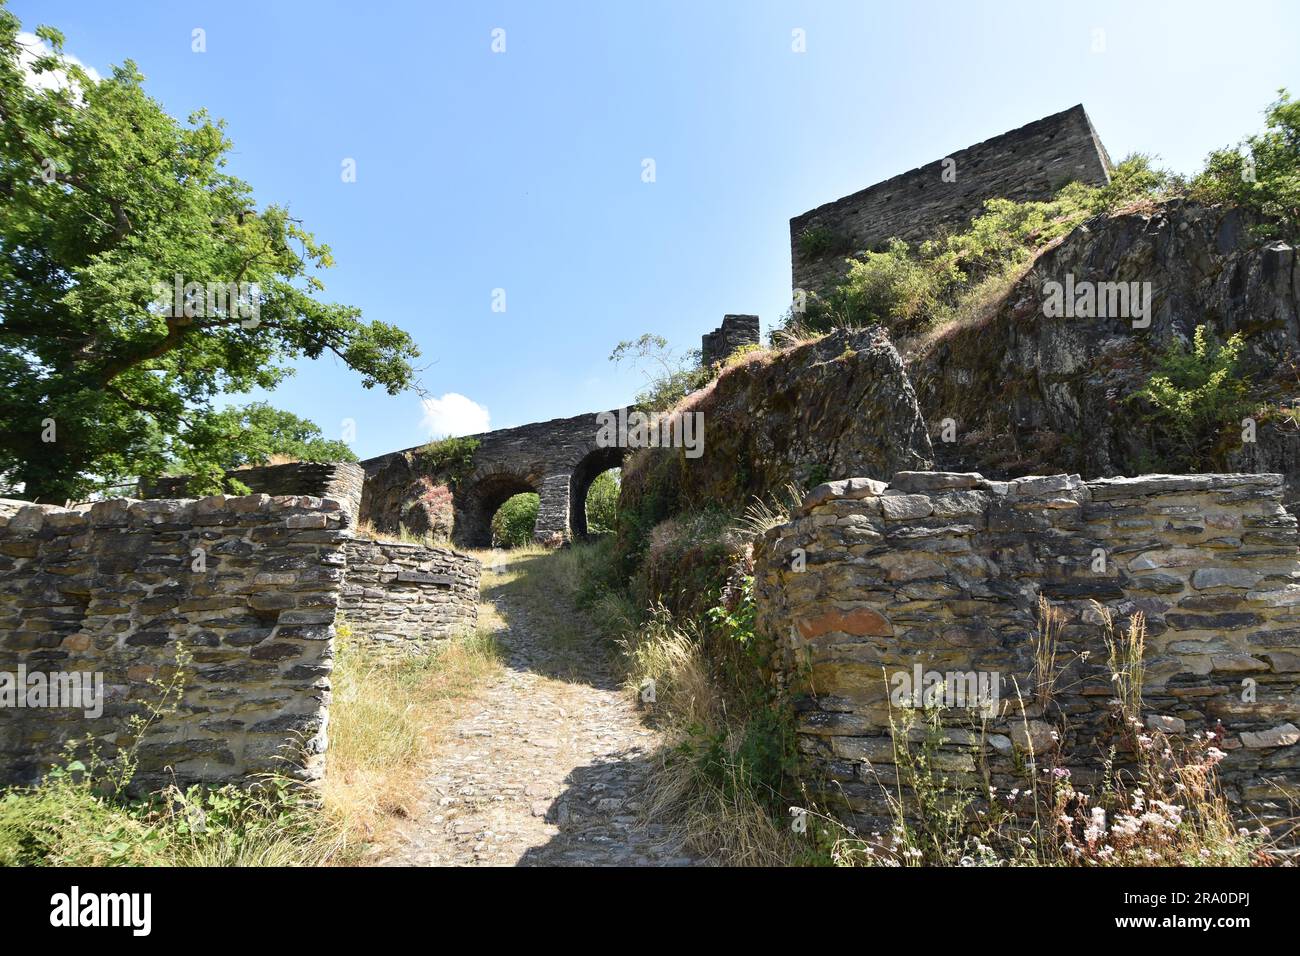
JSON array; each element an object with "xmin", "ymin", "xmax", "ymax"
[{"xmin": 12, "ymin": 0, "xmax": 1299, "ymax": 459}]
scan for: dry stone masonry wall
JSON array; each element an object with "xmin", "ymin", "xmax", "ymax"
[
  {"xmin": 0, "ymin": 485, "xmax": 483, "ymax": 790},
  {"xmin": 143, "ymin": 461, "xmax": 365, "ymax": 518},
  {"xmin": 0, "ymin": 493, "xmax": 349, "ymax": 791},
  {"xmin": 701, "ymin": 314, "xmax": 761, "ymax": 367},
  {"xmin": 754, "ymin": 470, "xmax": 1300, "ymax": 831},
  {"xmin": 341, "ymin": 539, "xmax": 480, "ymax": 649}
]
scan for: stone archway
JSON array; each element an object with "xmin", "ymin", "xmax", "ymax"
[
  {"xmin": 455, "ymin": 470, "xmax": 538, "ymax": 548},
  {"xmin": 360, "ymin": 408, "xmax": 631, "ymax": 548},
  {"xmin": 568, "ymin": 445, "xmax": 625, "ymax": 539}
]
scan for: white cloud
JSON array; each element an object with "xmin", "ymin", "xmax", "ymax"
[
  {"xmin": 420, "ymin": 393, "xmax": 490, "ymax": 439},
  {"xmin": 16, "ymin": 31, "xmax": 101, "ymax": 94}
]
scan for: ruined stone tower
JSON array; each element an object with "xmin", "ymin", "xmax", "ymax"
[{"xmin": 790, "ymin": 104, "xmax": 1112, "ymax": 299}]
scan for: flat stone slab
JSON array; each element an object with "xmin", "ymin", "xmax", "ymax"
[
  {"xmin": 889, "ymin": 471, "xmax": 984, "ymax": 493},
  {"xmin": 396, "ymin": 570, "xmax": 454, "ymax": 587}
]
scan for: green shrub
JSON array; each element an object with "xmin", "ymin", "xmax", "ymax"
[
  {"xmin": 584, "ymin": 469, "xmax": 620, "ymax": 535},
  {"xmin": 785, "ymin": 154, "xmax": 1180, "ymax": 340},
  {"xmin": 797, "ymin": 224, "xmax": 850, "ymax": 258},
  {"xmin": 491, "ymin": 492, "xmax": 539, "ymax": 547},
  {"xmin": 1191, "ymin": 90, "xmax": 1299, "ymax": 240},
  {"xmin": 833, "ymin": 238, "xmax": 960, "ymax": 333},
  {"xmin": 0, "ymin": 761, "xmax": 337, "ymax": 867},
  {"xmin": 416, "ymin": 435, "xmax": 480, "ymax": 488},
  {"xmin": 1128, "ymin": 325, "xmax": 1253, "ymax": 471},
  {"xmin": 610, "ymin": 334, "xmax": 713, "ymax": 412}
]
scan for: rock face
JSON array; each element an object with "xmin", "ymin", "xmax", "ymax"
[
  {"xmin": 754, "ymin": 470, "xmax": 1300, "ymax": 830},
  {"xmin": 911, "ymin": 201, "xmax": 1300, "ymax": 495},
  {"xmin": 620, "ymin": 327, "xmax": 934, "ymax": 528}
]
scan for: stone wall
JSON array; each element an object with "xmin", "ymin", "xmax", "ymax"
[
  {"xmin": 790, "ymin": 105, "xmax": 1111, "ymax": 299},
  {"xmin": 361, "ymin": 411, "xmax": 626, "ymax": 547},
  {"xmin": 754, "ymin": 470, "xmax": 1300, "ymax": 831},
  {"xmin": 143, "ymin": 461, "xmax": 365, "ymax": 518},
  {"xmin": 340, "ymin": 539, "xmax": 480, "ymax": 649},
  {"xmin": 0, "ymin": 494, "xmax": 349, "ymax": 791},
  {"xmin": 702, "ymin": 314, "xmax": 761, "ymax": 367}
]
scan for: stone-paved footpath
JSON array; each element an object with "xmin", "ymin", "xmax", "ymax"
[{"xmin": 373, "ymin": 574, "xmax": 699, "ymax": 867}]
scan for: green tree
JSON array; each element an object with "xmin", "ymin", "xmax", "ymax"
[
  {"xmin": 169, "ymin": 402, "xmax": 357, "ymax": 495},
  {"xmin": 0, "ymin": 9, "xmax": 419, "ymax": 502},
  {"xmin": 1192, "ymin": 90, "xmax": 1299, "ymax": 240},
  {"xmin": 584, "ymin": 468, "xmax": 620, "ymax": 535},
  {"xmin": 491, "ymin": 492, "xmax": 539, "ymax": 548},
  {"xmin": 610, "ymin": 334, "xmax": 712, "ymax": 412}
]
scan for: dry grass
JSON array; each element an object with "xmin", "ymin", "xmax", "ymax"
[
  {"xmin": 352, "ymin": 518, "xmax": 449, "ymax": 549},
  {"xmin": 322, "ymin": 614, "xmax": 504, "ymax": 855}
]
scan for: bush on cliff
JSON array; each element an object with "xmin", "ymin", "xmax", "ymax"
[
  {"xmin": 1192, "ymin": 90, "xmax": 1299, "ymax": 241},
  {"xmin": 1128, "ymin": 326, "xmax": 1255, "ymax": 472},
  {"xmin": 794, "ymin": 155, "xmax": 1177, "ymax": 339}
]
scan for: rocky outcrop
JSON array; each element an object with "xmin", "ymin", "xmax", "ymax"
[
  {"xmin": 619, "ymin": 327, "xmax": 933, "ymax": 539},
  {"xmin": 911, "ymin": 201, "xmax": 1300, "ymax": 495}
]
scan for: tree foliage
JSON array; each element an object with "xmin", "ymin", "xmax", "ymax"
[
  {"xmin": 491, "ymin": 492, "xmax": 538, "ymax": 548},
  {"xmin": 170, "ymin": 402, "xmax": 357, "ymax": 495},
  {"xmin": 584, "ymin": 468, "xmax": 619, "ymax": 535},
  {"xmin": 1192, "ymin": 90, "xmax": 1300, "ymax": 241},
  {"xmin": 0, "ymin": 8, "xmax": 419, "ymax": 501}
]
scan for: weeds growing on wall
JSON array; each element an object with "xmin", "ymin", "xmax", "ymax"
[
  {"xmin": 0, "ymin": 642, "xmax": 341, "ymax": 866},
  {"xmin": 816, "ymin": 604, "xmax": 1277, "ymax": 867},
  {"xmin": 0, "ymin": 617, "xmax": 505, "ymax": 866},
  {"xmin": 415, "ymin": 435, "xmax": 481, "ymax": 488}
]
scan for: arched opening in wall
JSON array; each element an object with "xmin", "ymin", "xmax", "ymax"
[
  {"xmin": 569, "ymin": 446, "xmax": 624, "ymax": 539},
  {"xmin": 583, "ymin": 468, "xmax": 620, "ymax": 538},
  {"xmin": 460, "ymin": 473, "xmax": 536, "ymax": 548},
  {"xmin": 490, "ymin": 491, "xmax": 539, "ymax": 548}
]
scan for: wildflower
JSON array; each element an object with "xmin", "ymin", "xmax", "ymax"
[
  {"xmin": 1111, "ymin": 815, "xmax": 1140, "ymax": 839},
  {"xmin": 1205, "ymin": 747, "xmax": 1226, "ymax": 766},
  {"xmin": 1084, "ymin": 807, "xmax": 1107, "ymax": 845}
]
